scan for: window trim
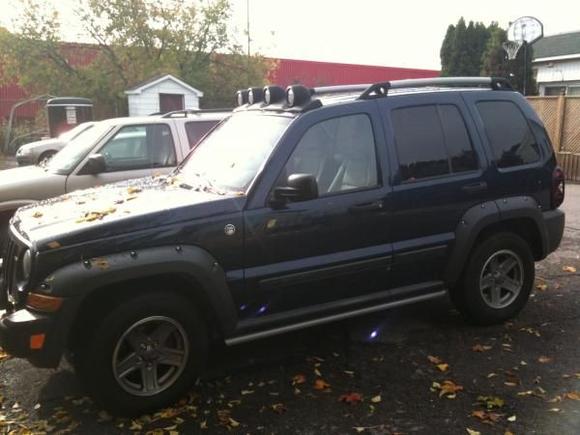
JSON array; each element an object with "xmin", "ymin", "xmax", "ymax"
[
  {"xmin": 390, "ymin": 103, "xmax": 480, "ymax": 185},
  {"xmin": 96, "ymin": 122, "xmax": 176, "ymax": 173},
  {"xmin": 475, "ymin": 99, "xmax": 543, "ymax": 171},
  {"xmin": 269, "ymin": 112, "xmax": 383, "ymax": 202}
]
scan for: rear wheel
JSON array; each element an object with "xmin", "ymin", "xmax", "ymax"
[
  {"xmin": 452, "ymin": 232, "xmax": 534, "ymax": 325},
  {"xmin": 75, "ymin": 292, "xmax": 207, "ymax": 416}
]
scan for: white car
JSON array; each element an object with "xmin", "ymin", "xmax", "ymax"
[
  {"xmin": 16, "ymin": 122, "xmax": 96, "ymax": 166},
  {"xmin": 0, "ymin": 110, "xmax": 229, "ymax": 246}
]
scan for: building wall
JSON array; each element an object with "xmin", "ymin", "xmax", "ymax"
[
  {"xmin": 535, "ymin": 58, "xmax": 580, "ymax": 95},
  {"xmin": 127, "ymin": 79, "xmax": 200, "ymax": 116}
]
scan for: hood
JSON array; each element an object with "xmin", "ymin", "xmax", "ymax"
[
  {"xmin": 18, "ymin": 137, "xmax": 63, "ymax": 153},
  {"xmin": 0, "ymin": 166, "xmax": 66, "ymax": 203},
  {"xmin": 12, "ymin": 175, "xmax": 243, "ymax": 249}
]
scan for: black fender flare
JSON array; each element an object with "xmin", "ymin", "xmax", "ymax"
[
  {"xmin": 444, "ymin": 196, "xmax": 547, "ymax": 285},
  {"xmin": 44, "ymin": 245, "xmax": 238, "ymax": 338}
]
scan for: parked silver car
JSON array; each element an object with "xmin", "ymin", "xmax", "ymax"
[
  {"xmin": 0, "ymin": 110, "xmax": 229, "ymax": 247},
  {"xmin": 15, "ymin": 122, "xmax": 96, "ymax": 166}
]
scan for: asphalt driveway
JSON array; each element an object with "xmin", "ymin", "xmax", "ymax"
[{"xmin": 0, "ymin": 185, "xmax": 579, "ymax": 434}]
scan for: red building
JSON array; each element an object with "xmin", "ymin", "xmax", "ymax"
[
  {"xmin": 1, "ymin": 50, "xmax": 439, "ymax": 122},
  {"xmin": 270, "ymin": 58, "xmax": 439, "ymax": 88}
]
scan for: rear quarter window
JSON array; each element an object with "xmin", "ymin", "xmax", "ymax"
[{"xmin": 476, "ymin": 101, "xmax": 541, "ymax": 168}]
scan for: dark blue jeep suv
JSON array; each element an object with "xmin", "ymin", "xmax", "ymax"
[{"xmin": 0, "ymin": 77, "xmax": 565, "ymax": 415}]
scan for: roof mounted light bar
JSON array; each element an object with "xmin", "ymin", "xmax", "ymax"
[{"xmin": 161, "ymin": 108, "xmax": 231, "ymax": 118}]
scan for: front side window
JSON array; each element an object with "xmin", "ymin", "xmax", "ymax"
[
  {"xmin": 99, "ymin": 124, "xmax": 176, "ymax": 172},
  {"xmin": 280, "ymin": 114, "xmax": 378, "ymax": 194},
  {"xmin": 391, "ymin": 104, "xmax": 478, "ymax": 182},
  {"xmin": 179, "ymin": 112, "xmax": 292, "ymax": 192},
  {"xmin": 477, "ymin": 101, "xmax": 540, "ymax": 168}
]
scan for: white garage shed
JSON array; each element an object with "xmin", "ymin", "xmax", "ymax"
[{"xmin": 125, "ymin": 74, "xmax": 204, "ymax": 116}]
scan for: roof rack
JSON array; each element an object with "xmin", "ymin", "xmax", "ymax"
[
  {"xmin": 358, "ymin": 77, "xmax": 513, "ymax": 99},
  {"xmin": 161, "ymin": 108, "xmax": 231, "ymax": 118}
]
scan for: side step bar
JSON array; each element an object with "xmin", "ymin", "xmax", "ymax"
[{"xmin": 225, "ymin": 290, "xmax": 446, "ymax": 346}]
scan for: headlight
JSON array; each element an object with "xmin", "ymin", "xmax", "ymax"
[{"xmin": 22, "ymin": 249, "xmax": 32, "ymax": 280}]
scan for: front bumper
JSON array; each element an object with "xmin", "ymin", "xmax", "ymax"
[
  {"xmin": 542, "ymin": 209, "xmax": 565, "ymax": 256},
  {"xmin": 0, "ymin": 306, "xmax": 67, "ymax": 368},
  {"xmin": 16, "ymin": 154, "xmax": 35, "ymax": 166}
]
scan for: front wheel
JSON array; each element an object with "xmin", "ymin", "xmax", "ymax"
[
  {"xmin": 75, "ymin": 292, "xmax": 208, "ymax": 416},
  {"xmin": 452, "ymin": 232, "xmax": 534, "ymax": 325}
]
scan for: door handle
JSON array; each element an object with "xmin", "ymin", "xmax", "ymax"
[
  {"xmin": 348, "ymin": 200, "xmax": 385, "ymax": 213},
  {"xmin": 461, "ymin": 181, "xmax": 488, "ymax": 194}
]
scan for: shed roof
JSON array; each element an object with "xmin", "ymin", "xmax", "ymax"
[
  {"xmin": 125, "ymin": 74, "xmax": 203, "ymax": 97},
  {"xmin": 533, "ymin": 31, "xmax": 580, "ymax": 60}
]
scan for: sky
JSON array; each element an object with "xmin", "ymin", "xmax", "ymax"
[{"xmin": 1, "ymin": 0, "xmax": 580, "ymax": 70}]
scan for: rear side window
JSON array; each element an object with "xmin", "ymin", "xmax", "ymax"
[
  {"xmin": 391, "ymin": 104, "xmax": 477, "ymax": 182},
  {"xmin": 185, "ymin": 120, "xmax": 219, "ymax": 147},
  {"xmin": 476, "ymin": 101, "xmax": 541, "ymax": 168}
]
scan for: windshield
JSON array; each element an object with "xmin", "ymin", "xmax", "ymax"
[
  {"xmin": 47, "ymin": 122, "xmax": 113, "ymax": 174},
  {"xmin": 178, "ymin": 112, "xmax": 292, "ymax": 192},
  {"xmin": 58, "ymin": 122, "xmax": 94, "ymax": 142}
]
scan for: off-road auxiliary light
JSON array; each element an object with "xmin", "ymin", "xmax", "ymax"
[
  {"xmin": 286, "ymin": 85, "xmax": 314, "ymax": 107},
  {"xmin": 248, "ymin": 87, "xmax": 265, "ymax": 104},
  {"xmin": 264, "ymin": 86, "xmax": 286, "ymax": 104},
  {"xmin": 236, "ymin": 89, "xmax": 249, "ymax": 106}
]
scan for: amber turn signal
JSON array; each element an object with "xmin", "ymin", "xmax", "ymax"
[
  {"xmin": 26, "ymin": 293, "xmax": 63, "ymax": 313},
  {"xmin": 30, "ymin": 333, "xmax": 45, "ymax": 350}
]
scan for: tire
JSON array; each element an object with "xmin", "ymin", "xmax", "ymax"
[
  {"xmin": 0, "ymin": 212, "xmax": 14, "ymax": 257},
  {"xmin": 452, "ymin": 232, "xmax": 534, "ymax": 325},
  {"xmin": 74, "ymin": 291, "xmax": 208, "ymax": 416},
  {"xmin": 37, "ymin": 150, "xmax": 56, "ymax": 165}
]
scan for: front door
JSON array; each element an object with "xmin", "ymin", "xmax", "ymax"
[
  {"xmin": 66, "ymin": 123, "xmax": 178, "ymax": 192},
  {"xmin": 240, "ymin": 106, "xmax": 393, "ymax": 321}
]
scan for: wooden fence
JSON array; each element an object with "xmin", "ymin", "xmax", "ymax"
[{"xmin": 527, "ymin": 96, "xmax": 580, "ymax": 181}]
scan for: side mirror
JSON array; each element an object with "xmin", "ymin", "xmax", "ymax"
[
  {"xmin": 272, "ymin": 173, "xmax": 318, "ymax": 204},
  {"xmin": 81, "ymin": 154, "xmax": 106, "ymax": 175}
]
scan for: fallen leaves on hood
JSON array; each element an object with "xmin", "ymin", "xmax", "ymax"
[
  {"xmin": 313, "ymin": 379, "xmax": 331, "ymax": 391},
  {"xmin": 477, "ymin": 395, "xmax": 505, "ymax": 409},
  {"xmin": 472, "ymin": 344, "xmax": 493, "ymax": 352},
  {"xmin": 563, "ymin": 391, "xmax": 580, "ymax": 401},
  {"xmin": 47, "ymin": 241, "xmax": 61, "ymax": 249},
  {"xmin": 338, "ymin": 392, "xmax": 363, "ymax": 405},
  {"xmin": 127, "ymin": 186, "xmax": 143, "ymax": 194},
  {"xmin": 432, "ymin": 380, "xmax": 463, "ymax": 399},
  {"xmin": 76, "ymin": 207, "xmax": 117, "ymax": 223},
  {"xmin": 90, "ymin": 257, "xmax": 109, "ymax": 270},
  {"xmin": 32, "ymin": 211, "xmax": 43, "ymax": 218},
  {"xmin": 471, "ymin": 409, "xmax": 502, "ymax": 424}
]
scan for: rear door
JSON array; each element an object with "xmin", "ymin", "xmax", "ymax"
[
  {"xmin": 379, "ymin": 92, "xmax": 489, "ymax": 286},
  {"xmin": 66, "ymin": 122, "xmax": 179, "ymax": 192},
  {"xmin": 240, "ymin": 102, "xmax": 393, "ymax": 319}
]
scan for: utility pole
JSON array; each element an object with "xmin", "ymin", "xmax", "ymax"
[{"xmin": 246, "ymin": 0, "xmax": 250, "ymax": 58}]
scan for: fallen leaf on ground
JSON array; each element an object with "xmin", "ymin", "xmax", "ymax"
[
  {"xmin": 477, "ymin": 395, "xmax": 505, "ymax": 409},
  {"xmin": 339, "ymin": 392, "xmax": 363, "ymax": 405},
  {"xmin": 466, "ymin": 428, "xmax": 481, "ymax": 435},
  {"xmin": 370, "ymin": 395, "xmax": 382, "ymax": 403},
  {"xmin": 536, "ymin": 283, "xmax": 548, "ymax": 291},
  {"xmin": 562, "ymin": 265, "xmax": 577, "ymax": 273},
  {"xmin": 472, "ymin": 344, "xmax": 493, "ymax": 352},
  {"xmin": 437, "ymin": 363, "xmax": 450, "ymax": 372},
  {"xmin": 313, "ymin": 379, "xmax": 331, "ymax": 390},
  {"xmin": 538, "ymin": 356, "xmax": 552, "ymax": 364}
]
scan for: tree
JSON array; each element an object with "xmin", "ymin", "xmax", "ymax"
[
  {"xmin": 440, "ymin": 17, "xmax": 536, "ymax": 94},
  {"xmin": 0, "ymin": 0, "xmax": 272, "ymax": 116}
]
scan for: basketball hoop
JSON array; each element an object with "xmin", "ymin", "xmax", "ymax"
[{"xmin": 502, "ymin": 40, "xmax": 523, "ymax": 60}]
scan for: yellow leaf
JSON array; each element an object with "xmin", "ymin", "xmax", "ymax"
[
  {"xmin": 292, "ymin": 374, "xmax": 306, "ymax": 385},
  {"xmin": 507, "ymin": 415, "xmax": 516, "ymax": 422},
  {"xmin": 313, "ymin": 379, "xmax": 331, "ymax": 390},
  {"xmin": 538, "ymin": 355, "xmax": 552, "ymax": 364},
  {"xmin": 228, "ymin": 417, "xmax": 240, "ymax": 428},
  {"xmin": 371, "ymin": 395, "xmax": 382, "ymax": 403},
  {"xmin": 564, "ymin": 391, "xmax": 580, "ymax": 401},
  {"xmin": 437, "ymin": 363, "xmax": 450, "ymax": 372},
  {"xmin": 562, "ymin": 265, "xmax": 577, "ymax": 273},
  {"xmin": 477, "ymin": 395, "xmax": 504, "ymax": 409},
  {"xmin": 536, "ymin": 283, "xmax": 548, "ymax": 291},
  {"xmin": 466, "ymin": 428, "xmax": 481, "ymax": 435}
]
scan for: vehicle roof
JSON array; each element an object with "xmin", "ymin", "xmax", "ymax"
[{"xmin": 95, "ymin": 111, "xmax": 230, "ymax": 127}]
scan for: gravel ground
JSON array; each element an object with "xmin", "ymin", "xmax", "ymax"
[{"xmin": 0, "ymin": 183, "xmax": 578, "ymax": 435}]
